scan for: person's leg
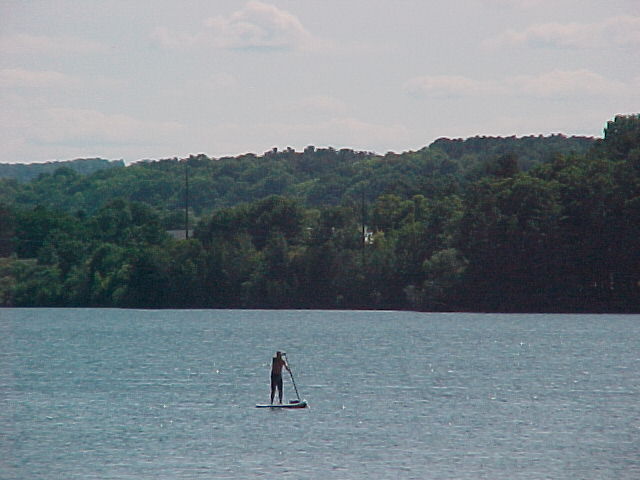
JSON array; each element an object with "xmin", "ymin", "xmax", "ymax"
[
  {"xmin": 270, "ymin": 375, "xmax": 276, "ymax": 404},
  {"xmin": 277, "ymin": 376, "xmax": 283, "ymax": 404}
]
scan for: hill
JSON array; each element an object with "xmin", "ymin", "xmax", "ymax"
[
  {"xmin": 1, "ymin": 115, "xmax": 638, "ymax": 312},
  {"xmin": 0, "ymin": 158, "xmax": 124, "ymax": 183},
  {"xmin": 1, "ymin": 135, "xmax": 594, "ymax": 223}
]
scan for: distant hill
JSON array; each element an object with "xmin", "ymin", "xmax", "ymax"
[
  {"xmin": 0, "ymin": 158, "xmax": 124, "ymax": 182},
  {"xmin": 0, "ymin": 135, "xmax": 597, "ymax": 219}
]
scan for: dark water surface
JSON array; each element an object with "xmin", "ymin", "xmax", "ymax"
[{"xmin": 1, "ymin": 309, "xmax": 639, "ymax": 479}]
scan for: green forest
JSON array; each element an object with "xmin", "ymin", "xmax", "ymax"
[
  {"xmin": 1, "ymin": 114, "xmax": 639, "ymax": 312},
  {"xmin": 0, "ymin": 158, "xmax": 124, "ymax": 183}
]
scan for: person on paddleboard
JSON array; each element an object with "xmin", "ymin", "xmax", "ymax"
[{"xmin": 270, "ymin": 351, "xmax": 290, "ymax": 404}]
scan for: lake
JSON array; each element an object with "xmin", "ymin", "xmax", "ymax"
[{"xmin": 1, "ymin": 309, "xmax": 639, "ymax": 479}]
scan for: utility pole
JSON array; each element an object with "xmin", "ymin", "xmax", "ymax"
[
  {"xmin": 361, "ymin": 188, "xmax": 366, "ymax": 268},
  {"xmin": 184, "ymin": 159, "xmax": 189, "ymax": 240}
]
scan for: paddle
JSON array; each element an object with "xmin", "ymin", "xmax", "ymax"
[{"xmin": 282, "ymin": 353, "xmax": 302, "ymax": 403}]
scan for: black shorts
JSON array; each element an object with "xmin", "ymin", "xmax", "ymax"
[{"xmin": 271, "ymin": 373, "xmax": 283, "ymax": 391}]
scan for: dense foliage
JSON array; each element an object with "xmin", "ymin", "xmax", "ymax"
[
  {"xmin": 0, "ymin": 158, "xmax": 124, "ymax": 183},
  {"xmin": 1, "ymin": 115, "xmax": 638, "ymax": 312}
]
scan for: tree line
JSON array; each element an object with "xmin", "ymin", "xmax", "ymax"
[
  {"xmin": 1, "ymin": 115, "xmax": 638, "ymax": 312},
  {"xmin": 0, "ymin": 158, "xmax": 124, "ymax": 183}
]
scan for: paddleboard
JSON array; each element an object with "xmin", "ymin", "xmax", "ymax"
[{"xmin": 256, "ymin": 400, "xmax": 308, "ymax": 409}]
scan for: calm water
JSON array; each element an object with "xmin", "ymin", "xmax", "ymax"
[{"xmin": 1, "ymin": 309, "xmax": 639, "ymax": 479}]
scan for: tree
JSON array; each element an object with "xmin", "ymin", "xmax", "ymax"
[
  {"xmin": 14, "ymin": 206, "xmax": 81, "ymax": 258},
  {"xmin": 243, "ymin": 232, "xmax": 297, "ymax": 308},
  {"xmin": 486, "ymin": 153, "xmax": 519, "ymax": 178},
  {"xmin": 419, "ymin": 248, "xmax": 468, "ymax": 310},
  {"xmin": 116, "ymin": 246, "xmax": 170, "ymax": 308},
  {"xmin": 12, "ymin": 263, "xmax": 64, "ymax": 306},
  {"xmin": 456, "ymin": 174, "xmax": 562, "ymax": 311},
  {"xmin": 371, "ymin": 194, "xmax": 409, "ymax": 232},
  {"xmin": 601, "ymin": 114, "xmax": 640, "ymax": 161},
  {"xmin": 164, "ymin": 240, "xmax": 208, "ymax": 307},
  {"xmin": 0, "ymin": 204, "xmax": 15, "ymax": 257},
  {"xmin": 248, "ymin": 195, "xmax": 305, "ymax": 250}
]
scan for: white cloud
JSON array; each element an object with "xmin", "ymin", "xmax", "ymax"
[
  {"xmin": 27, "ymin": 107, "xmax": 185, "ymax": 147},
  {"xmin": 204, "ymin": 1, "xmax": 311, "ymax": 50},
  {"xmin": 506, "ymin": 70, "xmax": 626, "ymax": 98},
  {"xmin": 159, "ymin": 72, "xmax": 240, "ymax": 102},
  {"xmin": 0, "ymin": 99, "xmax": 185, "ymax": 148},
  {"xmin": 485, "ymin": 15, "xmax": 640, "ymax": 49},
  {"xmin": 0, "ymin": 68, "xmax": 125, "ymax": 94},
  {"xmin": 151, "ymin": 27, "xmax": 202, "ymax": 49},
  {"xmin": 404, "ymin": 75, "xmax": 490, "ymax": 98},
  {"xmin": 477, "ymin": 0, "xmax": 544, "ymax": 7},
  {"xmin": 295, "ymin": 95, "xmax": 348, "ymax": 116},
  {"xmin": 203, "ymin": 72, "xmax": 239, "ymax": 90},
  {"xmin": 404, "ymin": 69, "xmax": 627, "ymax": 99},
  {"xmin": 0, "ymin": 68, "xmax": 80, "ymax": 89},
  {"xmin": 0, "ymin": 33, "xmax": 107, "ymax": 55},
  {"xmin": 0, "ymin": 96, "xmax": 186, "ymax": 162},
  {"xmin": 153, "ymin": 1, "xmax": 314, "ymax": 51}
]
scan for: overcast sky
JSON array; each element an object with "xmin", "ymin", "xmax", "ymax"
[{"xmin": 1, "ymin": 0, "xmax": 639, "ymax": 164}]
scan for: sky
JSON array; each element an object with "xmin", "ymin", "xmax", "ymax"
[{"xmin": 1, "ymin": 0, "xmax": 639, "ymax": 164}]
